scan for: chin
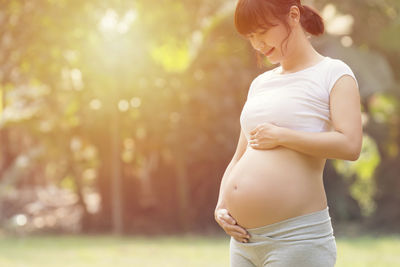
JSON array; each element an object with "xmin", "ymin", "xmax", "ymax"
[{"xmin": 267, "ymin": 58, "xmax": 279, "ymax": 65}]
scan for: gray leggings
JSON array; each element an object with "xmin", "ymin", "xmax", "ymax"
[{"xmin": 230, "ymin": 206, "xmax": 337, "ymax": 267}]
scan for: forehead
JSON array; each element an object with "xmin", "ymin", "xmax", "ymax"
[{"xmin": 250, "ymin": 16, "xmax": 281, "ymax": 32}]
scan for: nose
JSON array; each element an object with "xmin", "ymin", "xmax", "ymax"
[
  {"xmin": 248, "ymin": 35, "xmax": 266, "ymax": 52},
  {"xmin": 252, "ymin": 39, "xmax": 265, "ymax": 52},
  {"xmin": 256, "ymin": 43, "xmax": 265, "ymax": 52}
]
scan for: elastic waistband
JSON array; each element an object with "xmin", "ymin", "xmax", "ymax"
[{"xmin": 246, "ymin": 206, "xmax": 331, "ymax": 235}]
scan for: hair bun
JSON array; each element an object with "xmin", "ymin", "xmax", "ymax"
[{"xmin": 300, "ymin": 4, "xmax": 324, "ymax": 36}]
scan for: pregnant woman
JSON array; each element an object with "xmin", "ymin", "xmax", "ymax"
[{"xmin": 214, "ymin": 1, "xmax": 362, "ymax": 267}]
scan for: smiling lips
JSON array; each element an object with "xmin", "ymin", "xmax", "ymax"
[{"xmin": 264, "ymin": 47, "xmax": 274, "ymax": 56}]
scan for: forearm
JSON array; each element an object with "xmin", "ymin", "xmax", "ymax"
[
  {"xmin": 215, "ymin": 159, "xmax": 238, "ymax": 209},
  {"xmin": 278, "ymin": 127, "xmax": 359, "ymax": 161}
]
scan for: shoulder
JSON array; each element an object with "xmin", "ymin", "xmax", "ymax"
[
  {"xmin": 247, "ymin": 67, "xmax": 277, "ymax": 98},
  {"xmin": 251, "ymin": 66, "xmax": 279, "ymax": 86},
  {"xmin": 324, "ymin": 57, "xmax": 358, "ymax": 94},
  {"xmin": 326, "ymin": 57, "xmax": 354, "ymax": 73}
]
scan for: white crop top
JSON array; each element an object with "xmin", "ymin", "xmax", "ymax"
[{"xmin": 240, "ymin": 56, "xmax": 359, "ymax": 142}]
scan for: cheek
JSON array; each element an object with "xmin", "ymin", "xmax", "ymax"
[
  {"xmin": 272, "ymin": 34, "xmax": 284, "ymax": 48},
  {"xmin": 269, "ymin": 28, "xmax": 288, "ymax": 48}
]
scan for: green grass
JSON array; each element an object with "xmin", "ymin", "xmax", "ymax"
[{"xmin": 0, "ymin": 234, "xmax": 399, "ymax": 266}]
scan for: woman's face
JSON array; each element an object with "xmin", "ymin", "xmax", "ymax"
[
  {"xmin": 246, "ymin": 18, "xmax": 291, "ymax": 64},
  {"xmin": 246, "ymin": 6, "xmax": 301, "ymax": 65}
]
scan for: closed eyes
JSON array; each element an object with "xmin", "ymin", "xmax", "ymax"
[{"xmin": 247, "ymin": 30, "xmax": 268, "ymax": 38}]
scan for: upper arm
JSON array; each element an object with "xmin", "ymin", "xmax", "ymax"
[
  {"xmin": 329, "ymin": 75, "xmax": 363, "ymax": 160},
  {"xmin": 232, "ymin": 128, "xmax": 248, "ymax": 162}
]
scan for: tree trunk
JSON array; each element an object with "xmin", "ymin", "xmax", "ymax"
[
  {"xmin": 111, "ymin": 107, "xmax": 123, "ymax": 235},
  {"xmin": 175, "ymin": 151, "xmax": 190, "ymax": 231}
]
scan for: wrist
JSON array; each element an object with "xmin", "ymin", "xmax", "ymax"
[{"xmin": 277, "ymin": 126, "xmax": 290, "ymax": 147}]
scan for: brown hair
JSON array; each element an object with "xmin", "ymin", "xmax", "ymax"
[{"xmin": 234, "ymin": 0, "xmax": 324, "ymax": 68}]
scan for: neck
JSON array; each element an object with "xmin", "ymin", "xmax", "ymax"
[{"xmin": 279, "ymin": 31, "xmax": 324, "ymax": 74}]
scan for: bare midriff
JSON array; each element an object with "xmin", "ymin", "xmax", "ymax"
[{"xmin": 224, "ymin": 145, "xmax": 328, "ymax": 229}]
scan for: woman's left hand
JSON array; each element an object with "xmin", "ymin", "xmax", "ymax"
[{"xmin": 249, "ymin": 122, "xmax": 282, "ymax": 150}]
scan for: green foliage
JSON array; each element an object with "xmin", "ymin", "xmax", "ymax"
[
  {"xmin": 60, "ymin": 175, "xmax": 77, "ymax": 192},
  {"xmin": 333, "ymin": 135, "xmax": 380, "ymax": 216},
  {"xmin": 150, "ymin": 37, "xmax": 191, "ymax": 73},
  {"xmin": 369, "ymin": 93, "xmax": 399, "ymax": 124}
]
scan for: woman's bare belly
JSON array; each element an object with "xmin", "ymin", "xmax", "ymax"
[{"xmin": 224, "ymin": 144, "xmax": 328, "ymax": 229}]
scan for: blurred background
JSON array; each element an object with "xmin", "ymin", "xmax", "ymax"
[{"xmin": 0, "ymin": 0, "xmax": 399, "ymax": 266}]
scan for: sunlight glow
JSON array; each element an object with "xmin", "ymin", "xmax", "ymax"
[
  {"xmin": 99, "ymin": 9, "xmax": 118, "ymax": 32},
  {"xmin": 71, "ymin": 68, "xmax": 83, "ymax": 90},
  {"xmin": 117, "ymin": 9, "xmax": 137, "ymax": 34},
  {"xmin": 321, "ymin": 4, "xmax": 336, "ymax": 21},
  {"xmin": 14, "ymin": 214, "xmax": 28, "ymax": 226},
  {"xmin": 130, "ymin": 97, "xmax": 141, "ymax": 108},
  {"xmin": 99, "ymin": 8, "xmax": 137, "ymax": 34},
  {"xmin": 16, "ymin": 155, "xmax": 29, "ymax": 168},
  {"xmin": 341, "ymin": 36, "xmax": 353, "ymax": 47},
  {"xmin": 83, "ymin": 168, "xmax": 97, "ymax": 181},
  {"xmin": 70, "ymin": 137, "xmax": 82, "ymax": 151},
  {"xmin": 118, "ymin": 99, "xmax": 130, "ymax": 111},
  {"xmin": 90, "ymin": 99, "xmax": 102, "ymax": 110},
  {"xmin": 39, "ymin": 120, "xmax": 53, "ymax": 132},
  {"xmin": 322, "ymin": 4, "xmax": 354, "ymax": 35},
  {"xmin": 84, "ymin": 192, "xmax": 101, "ymax": 214}
]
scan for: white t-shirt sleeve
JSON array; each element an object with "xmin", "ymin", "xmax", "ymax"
[{"xmin": 327, "ymin": 60, "xmax": 359, "ymax": 94}]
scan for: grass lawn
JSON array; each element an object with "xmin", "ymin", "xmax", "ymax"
[{"xmin": 0, "ymin": 233, "xmax": 399, "ymax": 266}]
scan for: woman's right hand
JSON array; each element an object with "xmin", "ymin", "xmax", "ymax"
[{"xmin": 215, "ymin": 207, "xmax": 250, "ymax": 243}]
